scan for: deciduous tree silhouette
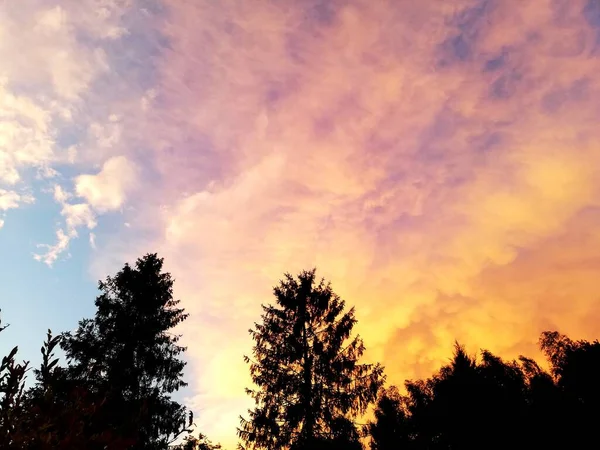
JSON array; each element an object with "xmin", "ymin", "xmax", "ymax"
[
  {"xmin": 60, "ymin": 253, "xmax": 192, "ymax": 450},
  {"xmin": 15, "ymin": 330, "xmax": 138, "ymax": 449},
  {"xmin": 368, "ymin": 331, "xmax": 600, "ymax": 450},
  {"xmin": 238, "ymin": 269, "xmax": 384, "ymax": 450},
  {"xmin": 539, "ymin": 331, "xmax": 600, "ymax": 447},
  {"xmin": 0, "ymin": 313, "xmax": 29, "ymax": 449},
  {"xmin": 171, "ymin": 432, "xmax": 223, "ymax": 450},
  {"xmin": 366, "ymin": 387, "xmax": 412, "ymax": 450}
]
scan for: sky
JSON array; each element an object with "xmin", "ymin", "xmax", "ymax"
[{"xmin": 2, "ymin": 0, "xmax": 600, "ymax": 446}]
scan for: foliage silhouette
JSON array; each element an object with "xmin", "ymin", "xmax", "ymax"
[
  {"xmin": 539, "ymin": 331, "xmax": 600, "ymax": 448},
  {"xmin": 59, "ymin": 253, "xmax": 192, "ymax": 449},
  {"xmin": 4, "ymin": 257, "xmax": 600, "ymax": 450},
  {"xmin": 171, "ymin": 432, "xmax": 223, "ymax": 450},
  {"xmin": 1, "ymin": 257, "xmax": 223, "ymax": 449},
  {"xmin": 366, "ymin": 387, "xmax": 411, "ymax": 450},
  {"xmin": 14, "ymin": 330, "xmax": 139, "ymax": 449},
  {"xmin": 0, "ymin": 312, "xmax": 29, "ymax": 449},
  {"xmin": 238, "ymin": 269, "xmax": 384, "ymax": 450},
  {"xmin": 367, "ymin": 333, "xmax": 600, "ymax": 450}
]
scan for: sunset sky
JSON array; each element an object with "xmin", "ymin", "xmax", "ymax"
[{"xmin": 2, "ymin": 0, "xmax": 600, "ymax": 446}]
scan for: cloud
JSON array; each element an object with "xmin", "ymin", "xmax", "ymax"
[
  {"xmin": 0, "ymin": 190, "xmax": 34, "ymax": 211},
  {"xmin": 74, "ymin": 155, "xmax": 139, "ymax": 212},
  {"xmin": 120, "ymin": 1, "xmax": 600, "ymax": 445},
  {"xmin": 1, "ymin": 0, "xmax": 165, "ymax": 264},
  {"xmin": 34, "ymin": 228, "xmax": 71, "ymax": 266},
  {"xmin": 5, "ymin": 0, "xmax": 600, "ymax": 447},
  {"xmin": 62, "ymin": 202, "xmax": 97, "ymax": 231},
  {"xmin": 53, "ymin": 184, "xmax": 71, "ymax": 203},
  {"xmin": 2, "ymin": 1, "xmax": 122, "ymax": 101},
  {"xmin": 34, "ymin": 187, "xmax": 97, "ymax": 266},
  {"xmin": 0, "ymin": 80, "xmax": 55, "ymax": 185},
  {"xmin": 35, "ymin": 153, "xmax": 139, "ymax": 265},
  {"xmin": 0, "ymin": 0, "xmax": 151, "ymax": 243},
  {"xmin": 0, "ymin": 0, "xmax": 123, "ymax": 178}
]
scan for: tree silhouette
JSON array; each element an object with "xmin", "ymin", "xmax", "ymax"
[
  {"xmin": 238, "ymin": 269, "xmax": 384, "ymax": 450},
  {"xmin": 14, "ymin": 330, "xmax": 138, "ymax": 449},
  {"xmin": 60, "ymin": 253, "xmax": 191, "ymax": 450},
  {"xmin": 539, "ymin": 331, "xmax": 600, "ymax": 447},
  {"xmin": 367, "ymin": 331, "xmax": 600, "ymax": 450},
  {"xmin": 171, "ymin": 432, "xmax": 223, "ymax": 450},
  {"xmin": 5, "ymin": 256, "xmax": 600, "ymax": 450},
  {"xmin": 366, "ymin": 387, "xmax": 412, "ymax": 450},
  {"xmin": 0, "ymin": 312, "xmax": 29, "ymax": 449},
  {"xmin": 367, "ymin": 344, "xmax": 538, "ymax": 449}
]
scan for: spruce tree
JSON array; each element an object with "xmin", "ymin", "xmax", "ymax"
[
  {"xmin": 238, "ymin": 269, "xmax": 384, "ymax": 450},
  {"xmin": 60, "ymin": 253, "xmax": 190, "ymax": 449}
]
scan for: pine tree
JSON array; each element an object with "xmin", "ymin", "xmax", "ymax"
[
  {"xmin": 60, "ymin": 253, "xmax": 191, "ymax": 449},
  {"xmin": 238, "ymin": 269, "xmax": 384, "ymax": 450}
]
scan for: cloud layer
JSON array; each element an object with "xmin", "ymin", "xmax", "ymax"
[
  {"xmin": 3, "ymin": 0, "xmax": 600, "ymax": 447},
  {"xmin": 1, "ymin": 0, "xmax": 157, "ymax": 262},
  {"xmin": 151, "ymin": 0, "xmax": 600, "ymax": 443}
]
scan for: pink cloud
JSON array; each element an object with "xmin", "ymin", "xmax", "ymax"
[{"xmin": 80, "ymin": 0, "xmax": 600, "ymax": 446}]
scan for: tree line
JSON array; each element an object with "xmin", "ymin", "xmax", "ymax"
[{"xmin": 1, "ymin": 253, "xmax": 598, "ymax": 449}]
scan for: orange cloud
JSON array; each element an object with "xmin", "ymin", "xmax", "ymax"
[{"xmin": 83, "ymin": 0, "xmax": 600, "ymax": 446}]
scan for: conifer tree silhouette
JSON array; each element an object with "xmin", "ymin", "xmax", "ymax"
[
  {"xmin": 60, "ymin": 254, "xmax": 191, "ymax": 449},
  {"xmin": 238, "ymin": 269, "xmax": 384, "ymax": 450}
]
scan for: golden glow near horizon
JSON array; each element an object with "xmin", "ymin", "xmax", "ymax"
[{"xmin": 2, "ymin": 0, "xmax": 600, "ymax": 447}]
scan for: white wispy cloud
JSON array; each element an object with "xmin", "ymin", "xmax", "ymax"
[
  {"xmin": 35, "ymin": 154, "xmax": 140, "ymax": 264},
  {"xmin": 33, "ymin": 228, "xmax": 70, "ymax": 266},
  {"xmin": 34, "ymin": 183, "xmax": 98, "ymax": 266},
  {"xmin": 75, "ymin": 155, "xmax": 139, "ymax": 213},
  {"xmin": 0, "ymin": 189, "xmax": 34, "ymax": 211},
  {"xmin": 0, "ymin": 0, "xmax": 153, "ymax": 262}
]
